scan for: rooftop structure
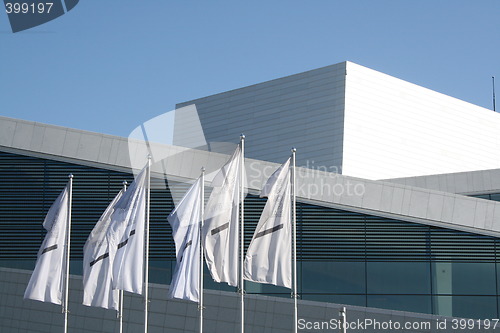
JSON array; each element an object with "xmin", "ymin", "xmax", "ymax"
[{"xmin": 2, "ymin": 62, "xmax": 500, "ymax": 332}]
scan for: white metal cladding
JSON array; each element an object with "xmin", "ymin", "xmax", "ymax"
[
  {"xmin": 175, "ymin": 62, "xmax": 347, "ymax": 171},
  {"xmin": 342, "ymin": 61, "xmax": 500, "ymax": 180},
  {"xmin": 384, "ymin": 168, "xmax": 500, "ymax": 195},
  {"xmin": 176, "ymin": 61, "xmax": 500, "ymax": 180},
  {"xmin": 2, "ymin": 115, "xmax": 500, "ymax": 239}
]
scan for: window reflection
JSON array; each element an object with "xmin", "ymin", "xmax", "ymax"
[
  {"xmin": 433, "ymin": 296, "xmax": 497, "ymax": 319},
  {"xmin": 245, "ymin": 281, "xmax": 291, "ymax": 295},
  {"xmin": 150, "ymin": 260, "xmax": 173, "ymax": 285},
  {"xmin": 368, "ymin": 295, "xmax": 432, "ymax": 314},
  {"xmin": 302, "ymin": 261, "xmax": 366, "ymax": 294},
  {"xmin": 432, "ymin": 262, "xmax": 496, "ymax": 296},
  {"xmin": 367, "ymin": 262, "xmax": 431, "ymax": 294},
  {"xmin": 303, "ymin": 294, "xmax": 366, "ymax": 307}
]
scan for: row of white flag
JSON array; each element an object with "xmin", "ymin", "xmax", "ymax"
[{"xmin": 24, "ymin": 144, "xmax": 294, "ymax": 311}]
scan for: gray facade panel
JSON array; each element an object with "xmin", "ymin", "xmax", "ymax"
[
  {"xmin": 11, "ymin": 121, "xmax": 35, "ymax": 151},
  {"xmin": 387, "ymin": 168, "xmax": 500, "ymax": 196},
  {"xmin": 176, "ymin": 62, "xmax": 347, "ymax": 170},
  {"xmin": 30, "ymin": 125, "xmax": 46, "ymax": 152},
  {"xmin": 0, "ymin": 118, "xmax": 16, "ymax": 148},
  {"xmin": 3, "ymin": 267, "xmax": 495, "ymax": 332}
]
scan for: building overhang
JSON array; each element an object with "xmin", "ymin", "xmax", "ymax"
[{"xmin": 1, "ymin": 115, "xmax": 500, "ymax": 238}]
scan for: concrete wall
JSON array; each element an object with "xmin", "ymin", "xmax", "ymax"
[{"xmin": 1, "ymin": 267, "xmax": 497, "ymax": 333}]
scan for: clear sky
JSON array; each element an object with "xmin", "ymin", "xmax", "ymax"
[{"xmin": 1, "ymin": 1, "xmax": 499, "ymax": 138}]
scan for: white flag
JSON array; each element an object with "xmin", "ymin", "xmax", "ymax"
[
  {"xmin": 24, "ymin": 185, "xmax": 69, "ymax": 304},
  {"xmin": 82, "ymin": 189, "xmax": 124, "ymax": 310},
  {"xmin": 244, "ymin": 158, "xmax": 292, "ymax": 288},
  {"xmin": 107, "ymin": 166, "xmax": 147, "ymax": 294},
  {"xmin": 203, "ymin": 146, "xmax": 242, "ymax": 287},
  {"xmin": 168, "ymin": 177, "xmax": 202, "ymax": 302}
]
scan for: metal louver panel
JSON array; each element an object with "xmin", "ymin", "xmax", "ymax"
[{"xmin": 0, "ymin": 150, "xmax": 498, "ymax": 264}]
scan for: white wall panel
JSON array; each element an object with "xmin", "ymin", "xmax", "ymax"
[{"xmin": 343, "ymin": 62, "xmax": 500, "ymax": 179}]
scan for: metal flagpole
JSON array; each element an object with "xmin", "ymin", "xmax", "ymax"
[
  {"xmin": 340, "ymin": 306, "xmax": 346, "ymax": 333},
  {"xmin": 291, "ymin": 148, "xmax": 298, "ymax": 333},
  {"xmin": 118, "ymin": 180, "xmax": 127, "ymax": 333},
  {"xmin": 240, "ymin": 134, "xmax": 245, "ymax": 333},
  {"xmin": 493, "ymin": 76, "xmax": 496, "ymax": 112},
  {"xmin": 199, "ymin": 168, "xmax": 205, "ymax": 333},
  {"xmin": 144, "ymin": 156, "xmax": 151, "ymax": 333},
  {"xmin": 63, "ymin": 174, "xmax": 73, "ymax": 333}
]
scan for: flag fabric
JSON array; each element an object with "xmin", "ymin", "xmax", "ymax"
[
  {"xmin": 168, "ymin": 177, "xmax": 202, "ymax": 302},
  {"xmin": 107, "ymin": 166, "xmax": 148, "ymax": 294},
  {"xmin": 82, "ymin": 189, "xmax": 124, "ymax": 310},
  {"xmin": 24, "ymin": 185, "xmax": 70, "ymax": 304},
  {"xmin": 203, "ymin": 145, "xmax": 242, "ymax": 287},
  {"xmin": 244, "ymin": 158, "xmax": 292, "ymax": 288}
]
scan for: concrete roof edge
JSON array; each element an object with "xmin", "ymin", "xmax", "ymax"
[{"xmin": 2, "ymin": 115, "xmax": 500, "ymax": 238}]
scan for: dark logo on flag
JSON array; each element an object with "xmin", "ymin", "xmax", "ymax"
[{"xmin": 4, "ymin": 0, "xmax": 79, "ymax": 33}]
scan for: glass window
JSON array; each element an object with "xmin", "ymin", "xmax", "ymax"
[
  {"xmin": 496, "ymin": 263, "xmax": 500, "ymax": 296},
  {"xmin": 202, "ymin": 266, "xmax": 236, "ymax": 292},
  {"xmin": 367, "ymin": 262, "xmax": 430, "ymax": 294},
  {"xmin": 245, "ymin": 281, "xmax": 291, "ymax": 295},
  {"xmin": 0, "ymin": 259, "xmax": 37, "ymax": 271},
  {"xmin": 245, "ymin": 281, "xmax": 263, "ymax": 293},
  {"xmin": 259, "ymin": 283, "xmax": 291, "ymax": 294},
  {"xmin": 302, "ymin": 261, "xmax": 366, "ymax": 294},
  {"xmin": 150, "ymin": 260, "xmax": 173, "ymax": 285},
  {"xmin": 367, "ymin": 295, "xmax": 432, "ymax": 314},
  {"xmin": 433, "ymin": 262, "xmax": 496, "ymax": 296},
  {"xmin": 303, "ymin": 294, "xmax": 366, "ymax": 307},
  {"xmin": 70, "ymin": 260, "xmax": 83, "ymax": 276},
  {"xmin": 471, "ymin": 194, "xmax": 490, "ymax": 200},
  {"xmin": 488, "ymin": 193, "xmax": 500, "ymax": 202},
  {"xmin": 433, "ymin": 296, "xmax": 497, "ymax": 319}
]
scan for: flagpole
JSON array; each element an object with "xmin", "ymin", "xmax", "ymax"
[
  {"xmin": 118, "ymin": 180, "xmax": 127, "ymax": 333},
  {"xmin": 493, "ymin": 76, "xmax": 496, "ymax": 112},
  {"xmin": 291, "ymin": 148, "xmax": 298, "ymax": 333},
  {"xmin": 63, "ymin": 174, "xmax": 73, "ymax": 333},
  {"xmin": 144, "ymin": 156, "xmax": 151, "ymax": 333},
  {"xmin": 199, "ymin": 167, "xmax": 205, "ymax": 333},
  {"xmin": 239, "ymin": 134, "xmax": 245, "ymax": 333}
]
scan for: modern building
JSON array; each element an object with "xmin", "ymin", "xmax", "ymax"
[
  {"xmin": 1, "ymin": 61, "xmax": 500, "ymax": 332},
  {"xmin": 176, "ymin": 61, "xmax": 500, "ymax": 180}
]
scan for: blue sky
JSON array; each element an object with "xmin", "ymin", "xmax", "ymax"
[{"xmin": 1, "ymin": 1, "xmax": 499, "ymax": 138}]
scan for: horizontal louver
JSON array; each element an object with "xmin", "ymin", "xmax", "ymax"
[{"xmin": 0, "ymin": 150, "xmax": 498, "ymax": 263}]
